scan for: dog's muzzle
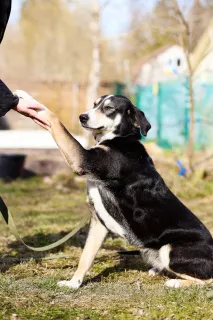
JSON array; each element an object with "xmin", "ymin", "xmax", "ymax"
[{"xmin": 79, "ymin": 114, "xmax": 89, "ymax": 124}]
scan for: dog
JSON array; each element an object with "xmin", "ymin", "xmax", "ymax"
[{"xmin": 15, "ymin": 92, "xmax": 213, "ymax": 289}]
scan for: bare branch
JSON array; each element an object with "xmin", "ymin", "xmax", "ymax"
[{"xmin": 194, "ymin": 153, "xmax": 213, "ymax": 167}]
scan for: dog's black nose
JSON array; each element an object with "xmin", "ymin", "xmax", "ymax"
[{"xmin": 79, "ymin": 114, "xmax": 89, "ymax": 123}]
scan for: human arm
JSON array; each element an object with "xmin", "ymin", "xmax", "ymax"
[
  {"xmin": 0, "ymin": 80, "xmax": 19, "ymax": 117},
  {"xmin": 0, "ymin": 0, "xmax": 12, "ymax": 44}
]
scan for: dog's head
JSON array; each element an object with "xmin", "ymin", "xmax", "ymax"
[{"xmin": 79, "ymin": 95, "xmax": 151, "ymax": 142}]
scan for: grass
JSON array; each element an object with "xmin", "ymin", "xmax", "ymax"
[{"xmin": 0, "ymin": 172, "xmax": 213, "ymax": 320}]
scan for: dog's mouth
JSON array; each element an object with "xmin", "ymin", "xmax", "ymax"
[{"xmin": 81, "ymin": 123, "xmax": 104, "ymax": 131}]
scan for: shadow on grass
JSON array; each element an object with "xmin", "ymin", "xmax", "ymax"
[
  {"xmin": 0, "ymin": 222, "xmax": 147, "ymax": 283},
  {"xmin": 83, "ymin": 254, "xmax": 148, "ymax": 286},
  {"xmin": 0, "ymin": 225, "xmax": 89, "ymax": 272},
  {"xmin": 0, "ymin": 232, "xmax": 146, "ymax": 287}
]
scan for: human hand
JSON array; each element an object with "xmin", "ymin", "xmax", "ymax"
[
  {"xmin": 33, "ymin": 108, "xmax": 57, "ymax": 131},
  {"xmin": 13, "ymin": 90, "xmax": 50, "ymax": 127}
]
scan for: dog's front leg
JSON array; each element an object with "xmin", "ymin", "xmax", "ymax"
[
  {"xmin": 44, "ymin": 113, "xmax": 87, "ymax": 175},
  {"xmin": 13, "ymin": 92, "xmax": 86, "ymax": 175},
  {"xmin": 58, "ymin": 217, "xmax": 108, "ymax": 289}
]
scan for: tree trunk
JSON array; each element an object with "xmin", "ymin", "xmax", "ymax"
[
  {"xmin": 172, "ymin": 0, "xmax": 196, "ymax": 174},
  {"xmin": 72, "ymin": 82, "xmax": 79, "ymax": 133},
  {"xmin": 186, "ymin": 50, "xmax": 195, "ymax": 174},
  {"xmin": 86, "ymin": 0, "xmax": 101, "ymax": 112}
]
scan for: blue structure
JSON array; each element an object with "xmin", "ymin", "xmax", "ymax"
[{"xmin": 134, "ymin": 77, "xmax": 213, "ymax": 149}]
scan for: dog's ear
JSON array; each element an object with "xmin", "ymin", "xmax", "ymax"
[{"xmin": 134, "ymin": 108, "xmax": 151, "ymax": 137}]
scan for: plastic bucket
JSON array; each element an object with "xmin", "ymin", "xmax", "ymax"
[{"xmin": 0, "ymin": 154, "xmax": 26, "ymax": 181}]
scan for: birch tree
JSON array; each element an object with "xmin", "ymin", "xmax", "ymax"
[
  {"xmin": 86, "ymin": 0, "xmax": 101, "ymax": 112},
  {"xmin": 147, "ymin": 0, "xmax": 212, "ymax": 173}
]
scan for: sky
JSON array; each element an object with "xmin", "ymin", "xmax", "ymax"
[
  {"xmin": 101, "ymin": 0, "xmax": 158, "ymax": 37},
  {"xmin": 9, "ymin": 0, "xmax": 159, "ymax": 37},
  {"xmin": 9, "ymin": 0, "xmax": 192, "ymax": 38}
]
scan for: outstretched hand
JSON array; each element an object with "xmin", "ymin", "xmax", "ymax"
[{"xmin": 13, "ymin": 90, "xmax": 51, "ymax": 128}]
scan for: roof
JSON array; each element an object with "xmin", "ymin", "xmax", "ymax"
[
  {"xmin": 191, "ymin": 17, "xmax": 213, "ymax": 71},
  {"xmin": 133, "ymin": 44, "xmax": 174, "ymax": 81}
]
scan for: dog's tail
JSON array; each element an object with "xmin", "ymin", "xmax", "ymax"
[{"xmin": 118, "ymin": 250, "xmax": 140, "ymax": 256}]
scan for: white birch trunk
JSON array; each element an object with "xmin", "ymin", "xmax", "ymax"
[{"xmin": 86, "ymin": 0, "xmax": 101, "ymax": 112}]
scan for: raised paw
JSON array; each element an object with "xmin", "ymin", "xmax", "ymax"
[
  {"xmin": 57, "ymin": 278, "xmax": 82, "ymax": 290},
  {"xmin": 165, "ymin": 279, "xmax": 181, "ymax": 288}
]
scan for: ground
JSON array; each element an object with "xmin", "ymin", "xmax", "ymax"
[{"xmin": 0, "ymin": 168, "xmax": 213, "ymax": 320}]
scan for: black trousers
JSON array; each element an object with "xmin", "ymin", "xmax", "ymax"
[{"xmin": 0, "ymin": 1, "xmax": 19, "ymax": 117}]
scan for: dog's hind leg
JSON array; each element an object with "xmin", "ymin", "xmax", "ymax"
[
  {"xmin": 165, "ymin": 278, "xmax": 205, "ymax": 288},
  {"xmin": 148, "ymin": 267, "xmax": 161, "ymax": 277},
  {"xmin": 58, "ymin": 216, "xmax": 108, "ymax": 289},
  {"xmin": 164, "ymin": 244, "xmax": 213, "ymax": 288},
  {"xmin": 165, "ymin": 269, "xmax": 213, "ymax": 288}
]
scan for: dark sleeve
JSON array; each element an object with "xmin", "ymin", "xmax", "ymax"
[
  {"xmin": 0, "ymin": 0, "xmax": 12, "ymax": 44},
  {"xmin": 0, "ymin": 80, "xmax": 19, "ymax": 117}
]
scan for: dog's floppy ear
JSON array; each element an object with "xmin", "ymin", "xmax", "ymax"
[{"xmin": 134, "ymin": 108, "xmax": 151, "ymax": 137}]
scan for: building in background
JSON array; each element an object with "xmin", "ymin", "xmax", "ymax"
[
  {"xmin": 191, "ymin": 18, "xmax": 213, "ymax": 84},
  {"xmin": 134, "ymin": 45, "xmax": 188, "ymax": 86}
]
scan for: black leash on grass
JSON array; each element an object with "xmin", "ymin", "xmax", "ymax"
[{"xmin": 0, "ymin": 196, "xmax": 89, "ymax": 252}]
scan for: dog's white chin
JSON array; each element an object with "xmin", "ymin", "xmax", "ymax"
[
  {"xmin": 94, "ymin": 131, "xmax": 117, "ymax": 143},
  {"xmin": 81, "ymin": 124, "xmax": 116, "ymax": 143},
  {"xmin": 81, "ymin": 124, "xmax": 104, "ymax": 132},
  {"xmin": 81, "ymin": 124, "xmax": 92, "ymax": 130}
]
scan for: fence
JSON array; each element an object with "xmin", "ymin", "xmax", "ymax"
[
  {"xmin": 115, "ymin": 78, "xmax": 213, "ymax": 150},
  {"xmin": 4, "ymin": 78, "xmax": 213, "ymax": 149}
]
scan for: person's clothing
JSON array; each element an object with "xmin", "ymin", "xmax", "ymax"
[
  {"xmin": 0, "ymin": 0, "xmax": 19, "ymax": 117},
  {"xmin": 0, "ymin": 80, "xmax": 19, "ymax": 117},
  {"xmin": 0, "ymin": 0, "xmax": 11, "ymax": 43}
]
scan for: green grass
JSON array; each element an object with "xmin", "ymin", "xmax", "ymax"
[{"xmin": 0, "ymin": 175, "xmax": 213, "ymax": 320}]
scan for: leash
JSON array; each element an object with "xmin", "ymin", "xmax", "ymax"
[{"xmin": 0, "ymin": 196, "xmax": 89, "ymax": 252}]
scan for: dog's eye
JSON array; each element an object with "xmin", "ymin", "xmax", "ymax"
[{"xmin": 104, "ymin": 105, "xmax": 114, "ymax": 111}]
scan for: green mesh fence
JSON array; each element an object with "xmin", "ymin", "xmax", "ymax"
[
  {"xmin": 194, "ymin": 82, "xmax": 213, "ymax": 149},
  {"xmin": 114, "ymin": 78, "xmax": 213, "ymax": 149}
]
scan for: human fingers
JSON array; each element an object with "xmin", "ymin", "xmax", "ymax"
[{"xmin": 27, "ymin": 109, "xmax": 50, "ymax": 126}]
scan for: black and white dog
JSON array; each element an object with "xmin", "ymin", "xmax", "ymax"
[{"xmin": 15, "ymin": 92, "xmax": 213, "ymax": 289}]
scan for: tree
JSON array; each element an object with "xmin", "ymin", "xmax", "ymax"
[
  {"xmin": 173, "ymin": 1, "xmax": 195, "ymax": 173},
  {"xmin": 188, "ymin": 0, "xmax": 213, "ymax": 52},
  {"xmin": 86, "ymin": 0, "xmax": 101, "ymax": 113},
  {"xmin": 20, "ymin": 0, "xmax": 93, "ymax": 82},
  {"xmin": 122, "ymin": 0, "xmax": 176, "ymax": 66},
  {"xmin": 141, "ymin": 0, "xmax": 213, "ymax": 173}
]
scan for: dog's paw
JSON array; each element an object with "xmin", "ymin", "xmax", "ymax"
[
  {"xmin": 165, "ymin": 279, "xmax": 181, "ymax": 289},
  {"xmin": 57, "ymin": 278, "xmax": 82, "ymax": 290},
  {"xmin": 148, "ymin": 268, "xmax": 160, "ymax": 277}
]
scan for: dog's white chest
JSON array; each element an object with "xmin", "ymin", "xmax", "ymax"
[{"xmin": 88, "ymin": 186, "xmax": 125, "ymax": 237}]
